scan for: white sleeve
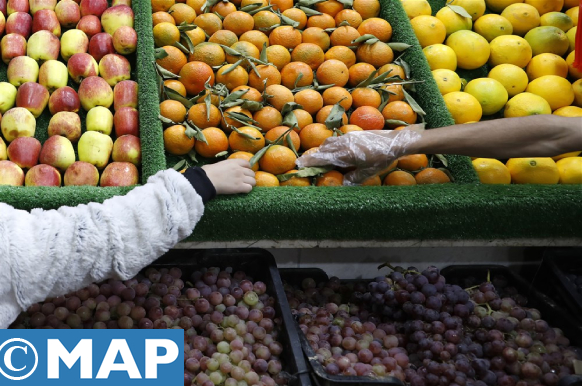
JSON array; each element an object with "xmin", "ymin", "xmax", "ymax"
[{"xmin": 0, "ymin": 169, "xmax": 205, "ymax": 328}]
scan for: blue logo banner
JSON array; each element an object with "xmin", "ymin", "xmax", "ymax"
[{"xmin": 0, "ymin": 330, "xmax": 183, "ymax": 385}]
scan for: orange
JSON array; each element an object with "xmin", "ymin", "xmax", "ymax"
[
  {"xmin": 358, "ymin": 18, "xmax": 392, "ymax": 42},
  {"xmin": 299, "ymin": 123, "xmax": 333, "ymax": 150},
  {"xmin": 186, "ymin": 0, "xmax": 205, "ymax": 13},
  {"xmin": 221, "ymin": 106, "xmax": 253, "ymax": 132},
  {"xmin": 259, "ymin": 145, "xmax": 297, "ymax": 174},
  {"xmin": 281, "ymin": 62, "xmax": 314, "ymax": 89},
  {"xmin": 292, "ymin": 109, "xmax": 313, "ymax": 131},
  {"xmin": 240, "ymin": 0, "xmax": 267, "ymax": 7},
  {"xmin": 384, "ymin": 170, "xmax": 417, "ymax": 186},
  {"xmin": 415, "ymin": 168, "xmax": 451, "ymax": 184},
  {"xmin": 228, "ymin": 151, "xmax": 260, "ymax": 172},
  {"xmin": 335, "ymin": 9, "xmax": 363, "ymax": 28},
  {"xmin": 240, "ymin": 30, "xmax": 270, "ymax": 52},
  {"xmin": 316, "ymin": 59, "xmax": 349, "ymax": 86},
  {"xmin": 280, "ymin": 170, "xmax": 312, "ymax": 186},
  {"xmin": 164, "ymin": 80, "xmax": 187, "ymax": 97},
  {"xmin": 179, "ymin": 61, "xmax": 215, "ymax": 96},
  {"xmin": 188, "ymin": 103, "xmax": 222, "ymax": 129},
  {"xmin": 302, "ymin": 147, "xmax": 320, "ymax": 157},
  {"xmin": 315, "ymin": 0, "xmax": 344, "ymax": 18},
  {"xmin": 209, "ymin": 30, "xmax": 239, "ymax": 47},
  {"xmin": 353, "ymin": 0, "xmax": 380, "ymax": 20},
  {"xmin": 339, "ymin": 124, "xmax": 363, "ymax": 134},
  {"xmin": 381, "ymin": 101, "xmax": 417, "ymax": 127},
  {"xmin": 248, "ymin": 65, "xmax": 282, "ymax": 91},
  {"xmin": 195, "ymin": 127, "xmax": 229, "ymax": 158},
  {"xmin": 255, "ymin": 171, "xmax": 280, "ymax": 186},
  {"xmin": 198, "ymin": 90, "xmax": 224, "ymax": 106},
  {"xmin": 223, "ymin": 11, "xmax": 255, "ymax": 37},
  {"xmin": 349, "ymin": 106, "xmax": 385, "ymax": 130},
  {"xmin": 322, "ymin": 86, "xmax": 353, "ymax": 110},
  {"xmin": 307, "ymin": 13, "xmax": 336, "ymax": 29},
  {"xmin": 189, "ymin": 42, "xmax": 226, "ymax": 67},
  {"xmin": 232, "ymin": 86, "xmax": 263, "ymax": 102},
  {"xmin": 169, "ymin": 3, "xmax": 196, "ymax": 25},
  {"xmin": 183, "ymin": 27, "xmax": 206, "ymax": 47},
  {"xmin": 253, "ymin": 11, "xmax": 281, "ymax": 31},
  {"xmin": 266, "ymin": 45, "xmax": 291, "ymax": 71},
  {"xmin": 397, "ymin": 154, "xmax": 428, "ymax": 171},
  {"xmin": 160, "ymin": 100, "xmax": 187, "ymax": 123},
  {"xmin": 226, "ymin": 41, "xmax": 260, "ymax": 68},
  {"xmin": 215, "ymin": 64, "xmax": 249, "ymax": 91},
  {"xmin": 294, "ymin": 89, "xmax": 324, "ymax": 115},
  {"xmin": 153, "ymin": 22, "xmax": 180, "ymax": 47},
  {"xmin": 291, "ymin": 43, "xmax": 325, "ymax": 70},
  {"xmin": 282, "ymin": 8, "xmax": 308, "ymax": 29},
  {"xmin": 330, "ymin": 26, "xmax": 361, "ymax": 47},
  {"xmin": 212, "ymin": 1, "xmax": 237, "ymax": 17},
  {"xmin": 302, "ymin": 27, "xmax": 331, "ymax": 51},
  {"xmin": 228, "ymin": 126, "xmax": 265, "ymax": 153},
  {"xmin": 152, "ymin": 0, "xmax": 175, "ymax": 13},
  {"xmin": 194, "ymin": 13, "xmax": 223, "ymax": 36},
  {"xmin": 324, "ymin": 46, "xmax": 357, "ymax": 68},
  {"xmin": 315, "ymin": 105, "xmax": 348, "ymax": 125},
  {"xmin": 362, "ymin": 175, "xmax": 382, "ymax": 186},
  {"xmin": 356, "ymin": 42, "xmax": 394, "ymax": 68},
  {"xmin": 348, "ymin": 62, "xmax": 375, "ymax": 87},
  {"xmin": 163, "ymin": 125, "xmax": 195, "ymax": 155},
  {"xmin": 383, "ymin": 84, "xmax": 405, "ymax": 103},
  {"xmin": 269, "ymin": 26, "xmax": 302, "ymax": 49},
  {"xmin": 351, "ymin": 87, "xmax": 381, "ymax": 109},
  {"xmin": 152, "ymin": 12, "xmax": 175, "ymax": 26},
  {"xmin": 254, "ymin": 106, "xmax": 283, "ymax": 131},
  {"xmin": 264, "ymin": 126, "xmax": 300, "ymax": 149},
  {"xmin": 316, "ymin": 170, "xmax": 344, "ymax": 186},
  {"xmin": 265, "ymin": 85, "xmax": 294, "ymax": 111},
  {"xmin": 156, "ymin": 45, "xmax": 187, "ymax": 75},
  {"xmin": 378, "ymin": 64, "xmax": 406, "ymax": 79}
]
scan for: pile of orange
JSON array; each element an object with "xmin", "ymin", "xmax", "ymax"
[{"xmin": 153, "ymin": 0, "xmax": 451, "ymax": 186}]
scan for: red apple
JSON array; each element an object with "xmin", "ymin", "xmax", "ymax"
[
  {"xmin": 6, "ymin": 12, "xmax": 31, "ymax": 38},
  {"xmin": 60, "ymin": 29, "xmax": 88, "ymax": 61},
  {"xmin": 39, "ymin": 135, "xmax": 75, "ymax": 172},
  {"xmin": 0, "ymin": 12, "xmax": 5, "ymax": 36},
  {"xmin": 27, "ymin": 30, "xmax": 60, "ymax": 62},
  {"xmin": 7, "ymin": 56, "xmax": 39, "ymax": 87},
  {"xmin": 55, "ymin": 0, "xmax": 80, "ymax": 28},
  {"xmin": 111, "ymin": 0, "xmax": 131, "ymax": 6},
  {"xmin": 30, "ymin": 0, "xmax": 56, "ymax": 15},
  {"xmin": 48, "ymin": 111, "xmax": 81, "ymax": 142},
  {"xmin": 98, "ymin": 53, "xmax": 130, "ymax": 86},
  {"xmin": 112, "ymin": 25, "xmax": 136, "ymax": 55},
  {"xmin": 7, "ymin": 136, "xmax": 41, "ymax": 169},
  {"xmin": 114, "ymin": 106, "xmax": 138, "ymax": 137},
  {"xmin": 64, "ymin": 160, "xmax": 99, "ymax": 186},
  {"xmin": 113, "ymin": 80, "xmax": 138, "ymax": 111},
  {"xmin": 39, "ymin": 59, "xmax": 69, "ymax": 93},
  {"xmin": 48, "ymin": 86, "xmax": 80, "ymax": 114},
  {"xmin": 6, "ymin": 0, "xmax": 28, "ymax": 15},
  {"xmin": 67, "ymin": 52, "xmax": 98, "ymax": 83},
  {"xmin": 76, "ymin": 14, "xmax": 100, "ymax": 39},
  {"xmin": 32, "ymin": 9, "xmax": 61, "ymax": 37},
  {"xmin": 1, "ymin": 107, "xmax": 36, "ymax": 142},
  {"xmin": 100, "ymin": 161, "xmax": 138, "ymax": 187},
  {"xmin": 78, "ymin": 75, "xmax": 113, "ymax": 110},
  {"xmin": 0, "ymin": 160, "xmax": 24, "ymax": 185},
  {"xmin": 25, "ymin": 164, "xmax": 61, "ymax": 186},
  {"xmin": 80, "ymin": 0, "xmax": 107, "ymax": 17},
  {"xmin": 1, "ymin": 33, "xmax": 26, "ymax": 64},
  {"xmin": 88, "ymin": 32, "xmax": 114, "ymax": 63},
  {"xmin": 0, "ymin": 0, "xmax": 6, "ymax": 16},
  {"xmin": 16, "ymin": 82, "xmax": 49, "ymax": 118},
  {"xmin": 112, "ymin": 134, "xmax": 140, "ymax": 166},
  {"xmin": 100, "ymin": 5, "xmax": 133, "ymax": 36}
]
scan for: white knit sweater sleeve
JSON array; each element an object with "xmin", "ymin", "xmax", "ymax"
[{"xmin": 0, "ymin": 169, "xmax": 205, "ymax": 329}]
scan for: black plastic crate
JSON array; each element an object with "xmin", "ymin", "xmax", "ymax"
[{"xmin": 153, "ymin": 249, "xmax": 312, "ymax": 386}]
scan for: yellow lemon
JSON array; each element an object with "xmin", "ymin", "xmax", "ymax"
[
  {"xmin": 566, "ymin": 6, "xmax": 578, "ymax": 26},
  {"xmin": 432, "ymin": 69, "xmax": 462, "ymax": 95},
  {"xmin": 485, "ymin": 0, "xmax": 525, "ymax": 13},
  {"xmin": 446, "ymin": 30, "xmax": 490, "ymax": 70},
  {"xmin": 489, "ymin": 35, "xmax": 533, "ymax": 68},
  {"xmin": 449, "ymin": 0, "xmax": 486, "ymax": 20},
  {"xmin": 540, "ymin": 11, "xmax": 574, "ymax": 31},
  {"xmin": 526, "ymin": 53, "xmax": 569, "ymax": 80},
  {"xmin": 423, "ymin": 44, "xmax": 457, "ymax": 71},
  {"xmin": 410, "ymin": 15, "xmax": 447, "ymax": 48},
  {"xmin": 488, "ymin": 64, "xmax": 529, "ymax": 97},
  {"xmin": 464, "ymin": 78, "xmax": 509, "ymax": 115},
  {"xmin": 443, "ymin": 91, "xmax": 483, "ymax": 123},
  {"xmin": 524, "ymin": 26, "xmax": 569, "ymax": 56},
  {"xmin": 506, "ymin": 158, "xmax": 560, "ymax": 184},
  {"xmin": 526, "ymin": 74, "xmax": 575, "ymax": 110},
  {"xmin": 573, "ymin": 78, "xmax": 582, "ymax": 106},
  {"xmin": 566, "ymin": 51, "xmax": 582, "ymax": 79},
  {"xmin": 400, "ymin": 0, "xmax": 432, "ymax": 20},
  {"xmin": 567, "ymin": 26, "xmax": 577, "ymax": 53},
  {"xmin": 436, "ymin": 6, "xmax": 472, "ymax": 36},
  {"xmin": 524, "ymin": 0, "xmax": 564, "ymax": 15},
  {"xmin": 474, "ymin": 14, "xmax": 514, "ymax": 42},
  {"xmin": 553, "ymin": 151, "xmax": 582, "ymax": 160},
  {"xmin": 556, "ymin": 157, "xmax": 582, "ymax": 184},
  {"xmin": 504, "ymin": 92, "xmax": 552, "ymax": 117},
  {"xmin": 472, "ymin": 158, "xmax": 512, "ymax": 184},
  {"xmin": 553, "ymin": 106, "xmax": 582, "ymax": 117},
  {"xmin": 501, "ymin": 3, "xmax": 541, "ymax": 36}
]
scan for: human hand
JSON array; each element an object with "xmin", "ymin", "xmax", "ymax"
[
  {"xmin": 296, "ymin": 128, "xmax": 422, "ymax": 185},
  {"xmin": 202, "ymin": 159, "xmax": 256, "ymax": 194}
]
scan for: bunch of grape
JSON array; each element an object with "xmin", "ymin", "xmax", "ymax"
[
  {"xmin": 11, "ymin": 266, "xmax": 288, "ymax": 386},
  {"xmin": 565, "ymin": 273, "xmax": 582, "ymax": 295}
]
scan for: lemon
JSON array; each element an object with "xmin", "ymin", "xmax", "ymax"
[
  {"xmin": 449, "ymin": 0, "xmax": 486, "ymax": 20},
  {"xmin": 432, "ymin": 69, "xmax": 462, "ymax": 95},
  {"xmin": 526, "ymin": 53, "xmax": 569, "ymax": 80},
  {"xmin": 553, "ymin": 151, "xmax": 582, "ymax": 160},
  {"xmin": 474, "ymin": 14, "xmax": 514, "ymax": 42},
  {"xmin": 573, "ymin": 79, "xmax": 582, "ymax": 107},
  {"xmin": 566, "ymin": 51, "xmax": 582, "ymax": 80},
  {"xmin": 464, "ymin": 78, "xmax": 509, "ymax": 115},
  {"xmin": 553, "ymin": 106, "xmax": 582, "ymax": 117},
  {"xmin": 524, "ymin": 26, "xmax": 569, "ymax": 56},
  {"xmin": 446, "ymin": 30, "xmax": 490, "ymax": 70},
  {"xmin": 423, "ymin": 44, "xmax": 457, "ymax": 71},
  {"xmin": 524, "ymin": 0, "xmax": 564, "ymax": 15},
  {"xmin": 506, "ymin": 158, "xmax": 560, "ymax": 184},
  {"xmin": 489, "ymin": 35, "xmax": 533, "ymax": 68},
  {"xmin": 410, "ymin": 15, "xmax": 447, "ymax": 48},
  {"xmin": 541, "ymin": 12, "xmax": 574, "ymax": 31},
  {"xmin": 556, "ymin": 157, "xmax": 582, "ymax": 184},
  {"xmin": 472, "ymin": 158, "xmax": 512, "ymax": 184},
  {"xmin": 567, "ymin": 26, "xmax": 577, "ymax": 53},
  {"xmin": 501, "ymin": 3, "xmax": 541, "ymax": 36},
  {"xmin": 526, "ymin": 74, "xmax": 575, "ymax": 111},
  {"xmin": 566, "ymin": 6, "xmax": 578, "ymax": 26},
  {"xmin": 436, "ymin": 6, "xmax": 472, "ymax": 36},
  {"xmin": 504, "ymin": 92, "xmax": 552, "ymax": 117},
  {"xmin": 485, "ymin": 0, "xmax": 524, "ymax": 13},
  {"xmin": 400, "ymin": 0, "xmax": 432, "ymax": 20},
  {"xmin": 443, "ymin": 91, "xmax": 483, "ymax": 123},
  {"xmin": 488, "ymin": 64, "xmax": 529, "ymax": 97}
]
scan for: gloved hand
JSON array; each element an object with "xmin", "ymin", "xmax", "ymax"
[
  {"xmin": 202, "ymin": 159, "xmax": 256, "ymax": 194},
  {"xmin": 296, "ymin": 128, "xmax": 423, "ymax": 185}
]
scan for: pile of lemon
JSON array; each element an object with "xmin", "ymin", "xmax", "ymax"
[{"xmin": 402, "ymin": 0, "xmax": 582, "ymax": 185}]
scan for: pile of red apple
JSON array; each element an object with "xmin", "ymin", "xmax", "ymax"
[{"xmin": 0, "ymin": 0, "xmax": 142, "ymax": 187}]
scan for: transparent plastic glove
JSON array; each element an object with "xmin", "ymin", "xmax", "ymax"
[
  {"xmin": 202, "ymin": 159, "xmax": 256, "ymax": 194},
  {"xmin": 296, "ymin": 128, "xmax": 422, "ymax": 185}
]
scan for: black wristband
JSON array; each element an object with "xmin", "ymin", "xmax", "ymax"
[{"xmin": 182, "ymin": 167, "xmax": 217, "ymax": 204}]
